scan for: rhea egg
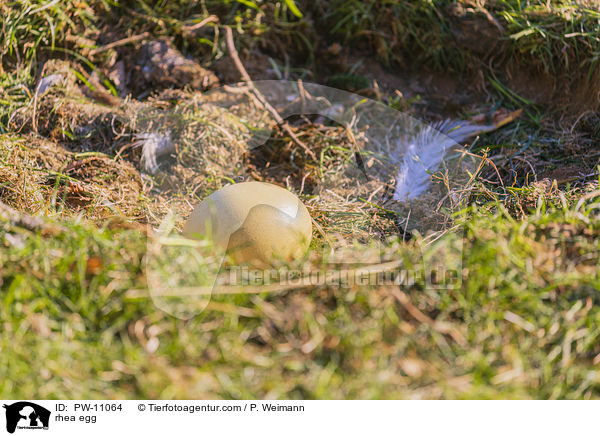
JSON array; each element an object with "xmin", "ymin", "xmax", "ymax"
[{"xmin": 183, "ymin": 182, "xmax": 312, "ymax": 265}]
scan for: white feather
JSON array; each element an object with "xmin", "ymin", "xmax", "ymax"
[
  {"xmin": 393, "ymin": 120, "xmax": 496, "ymax": 201},
  {"xmin": 138, "ymin": 131, "xmax": 175, "ymax": 174}
]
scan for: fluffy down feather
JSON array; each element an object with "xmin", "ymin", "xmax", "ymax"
[{"xmin": 393, "ymin": 120, "xmax": 496, "ymax": 201}]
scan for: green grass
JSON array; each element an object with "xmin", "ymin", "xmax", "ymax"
[
  {"xmin": 1, "ymin": 195, "xmax": 599, "ymax": 399},
  {"xmin": 1, "ymin": 0, "xmax": 599, "ymax": 399}
]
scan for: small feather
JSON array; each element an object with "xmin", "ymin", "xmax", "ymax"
[
  {"xmin": 393, "ymin": 120, "xmax": 496, "ymax": 201},
  {"xmin": 138, "ymin": 131, "xmax": 175, "ymax": 174}
]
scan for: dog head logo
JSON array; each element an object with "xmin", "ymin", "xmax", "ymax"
[{"xmin": 2, "ymin": 402, "xmax": 50, "ymax": 433}]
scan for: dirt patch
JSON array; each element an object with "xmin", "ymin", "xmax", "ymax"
[
  {"xmin": 445, "ymin": 2, "xmax": 504, "ymax": 56},
  {"xmin": 502, "ymin": 63, "xmax": 600, "ymax": 113},
  {"xmin": 213, "ymin": 50, "xmax": 283, "ymax": 84},
  {"xmin": 131, "ymin": 39, "xmax": 220, "ymax": 95}
]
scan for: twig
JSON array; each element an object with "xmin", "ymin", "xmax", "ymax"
[
  {"xmin": 345, "ymin": 125, "xmax": 370, "ymax": 181},
  {"xmin": 89, "ymin": 32, "xmax": 151, "ymax": 56},
  {"xmin": 32, "ymin": 62, "xmax": 48, "ymax": 134},
  {"xmin": 184, "ymin": 15, "xmax": 219, "ymax": 31},
  {"xmin": 224, "ymin": 26, "xmax": 317, "ymax": 160},
  {"xmin": 297, "ymin": 78, "xmax": 313, "ymax": 112},
  {"xmin": 403, "ymin": 209, "xmax": 411, "ymax": 241}
]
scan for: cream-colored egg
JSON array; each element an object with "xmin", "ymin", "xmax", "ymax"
[{"xmin": 183, "ymin": 182, "xmax": 312, "ymax": 265}]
